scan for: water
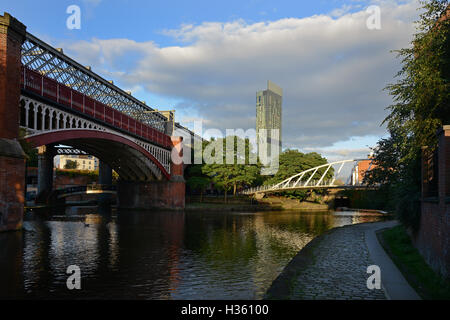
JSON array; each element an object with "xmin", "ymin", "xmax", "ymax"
[{"xmin": 0, "ymin": 207, "xmax": 386, "ymax": 299}]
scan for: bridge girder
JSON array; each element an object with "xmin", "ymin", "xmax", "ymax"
[{"xmin": 21, "ymin": 33, "xmax": 168, "ymax": 132}]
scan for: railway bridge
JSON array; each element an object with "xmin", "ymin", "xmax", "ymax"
[{"xmin": 0, "ymin": 13, "xmax": 187, "ymax": 232}]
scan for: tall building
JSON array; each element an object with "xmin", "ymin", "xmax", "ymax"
[{"xmin": 256, "ymin": 80, "xmax": 282, "ymax": 155}]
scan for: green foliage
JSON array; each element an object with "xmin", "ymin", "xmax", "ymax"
[
  {"xmin": 186, "ymin": 176, "xmax": 211, "ymax": 201},
  {"xmin": 185, "ymin": 137, "xmax": 333, "ymax": 203},
  {"xmin": 340, "ymin": 189, "xmax": 390, "ymax": 211},
  {"xmin": 262, "ymin": 149, "xmax": 332, "ymax": 201},
  {"xmin": 382, "ymin": 225, "xmax": 450, "ymax": 299},
  {"xmin": 263, "ymin": 149, "xmax": 333, "ymax": 186},
  {"xmin": 366, "ymin": 0, "xmax": 450, "ymax": 230},
  {"xmin": 64, "ymin": 159, "xmax": 79, "ymax": 169},
  {"xmin": 18, "ymin": 128, "xmax": 38, "ymax": 167},
  {"xmin": 56, "ymin": 169, "xmax": 99, "ymax": 182},
  {"xmin": 201, "ymin": 136, "xmax": 260, "ymax": 201}
]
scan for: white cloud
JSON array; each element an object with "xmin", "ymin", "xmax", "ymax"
[{"xmin": 62, "ymin": 0, "xmax": 421, "ymax": 153}]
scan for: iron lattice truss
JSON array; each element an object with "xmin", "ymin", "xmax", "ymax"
[
  {"xmin": 21, "ymin": 33, "xmax": 166, "ymax": 132},
  {"xmin": 55, "ymin": 146, "xmax": 88, "ymax": 156}
]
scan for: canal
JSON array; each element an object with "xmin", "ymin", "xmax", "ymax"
[{"xmin": 0, "ymin": 208, "xmax": 386, "ymax": 299}]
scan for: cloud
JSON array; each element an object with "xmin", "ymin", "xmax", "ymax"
[{"xmin": 62, "ymin": 0, "xmax": 421, "ymax": 152}]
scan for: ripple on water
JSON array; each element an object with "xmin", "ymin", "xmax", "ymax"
[{"xmin": 0, "ymin": 208, "xmax": 385, "ymax": 299}]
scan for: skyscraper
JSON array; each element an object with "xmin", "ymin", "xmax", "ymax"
[{"xmin": 256, "ymin": 80, "xmax": 282, "ymax": 156}]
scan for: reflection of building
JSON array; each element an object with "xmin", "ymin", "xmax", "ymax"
[
  {"xmin": 351, "ymin": 159, "xmax": 375, "ymax": 185},
  {"xmin": 256, "ymin": 81, "xmax": 282, "ymax": 155},
  {"xmin": 57, "ymin": 154, "xmax": 98, "ymax": 171}
]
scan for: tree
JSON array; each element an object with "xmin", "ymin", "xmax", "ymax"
[
  {"xmin": 185, "ymin": 164, "xmax": 211, "ymax": 202},
  {"xmin": 262, "ymin": 149, "xmax": 333, "ymax": 201},
  {"xmin": 18, "ymin": 128, "xmax": 38, "ymax": 167},
  {"xmin": 64, "ymin": 160, "xmax": 79, "ymax": 170},
  {"xmin": 366, "ymin": 0, "xmax": 450, "ymax": 230},
  {"xmin": 263, "ymin": 150, "xmax": 333, "ymax": 185},
  {"xmin": 202, "ymin": 136, "xmax": 260, "ymax": 202}
]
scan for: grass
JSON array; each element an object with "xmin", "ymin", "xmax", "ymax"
[{"xmin": 380, "ymin": 225, "xmax": 450, "ymax": 300}]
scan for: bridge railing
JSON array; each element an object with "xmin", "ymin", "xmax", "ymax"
[
  {"xmin": 53, "ymin": 184, "xmax": 117, "ymax": 198},
  {"xmin": 241, "ymin": 179, "xmax": 337, "ymax": 194},
  {"xmin": 21, "ymin": 66, "xmax": 172, "ymax": 149},
  {"xmin": 86, "ymin": 184, "xmax": 117, "ymax": 192},
  {"xmin": 240, "ymin": 180, "xmax": 374, "ymax": 194}
]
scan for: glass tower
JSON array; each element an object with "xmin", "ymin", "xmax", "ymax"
[{"xmin": 256, "ymin": 80, "xmax": 282, "ymax": 156}]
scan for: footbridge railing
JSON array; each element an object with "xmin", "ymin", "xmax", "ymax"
[{"xmin": 241, "ymin": 159, "xmax": 375, "ymax": 195}]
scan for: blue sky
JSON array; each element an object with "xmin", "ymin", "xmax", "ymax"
[
  {"xmin": 3, "ymin": 0, "xmax": 374, "ymax": 43},
  {"xmin": 2, "ymin": 0, "xmax": 421, "ymax": 161}
]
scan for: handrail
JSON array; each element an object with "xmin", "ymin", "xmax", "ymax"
[
  {"xmin": 241, "ymin": 159, "xmax": 376, "ymax": 194},
  {"xmin": 21, "ymin": 66, "xmax": 172, "ymax": 149}
]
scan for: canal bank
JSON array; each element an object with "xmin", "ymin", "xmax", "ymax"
[{"xmin": 265, "ymin": 220, "xmax": 421, "ymax": 300}]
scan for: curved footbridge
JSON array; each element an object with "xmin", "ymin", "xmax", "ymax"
[{"xmin": 241, "ymin": 159, "xmax": 379, "ymax": 196}]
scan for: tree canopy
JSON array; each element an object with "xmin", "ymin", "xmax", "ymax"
[
  {"xmin": 64, "ymin": 160, "xmax": 79, "ymax": 170},
  {"xmin": 201, "ymin": 136, "xmax": 260, "ymax": 202},
  {"xmin": 366, "ymin": 0, "xmax": 450, "ymax": 230},
  {"xmin": 263, "ymin": 149, "xmax": 333, "ymax": 186},
  {"xmin": 184, "ymin": 138, "xmax": 333, "ymax": 203}
]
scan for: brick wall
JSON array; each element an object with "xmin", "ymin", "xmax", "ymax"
[
  {"xmin": 54, "ymin": 174, "xmax": 93, "ymax": 189},
  {"xmin": 0, "ymin": 155, "xmax": 25, "ymax": 232},
  {"xmin": 0, "ymin": 13, "xmax": 26, "ymax": 139},
  {"xmin": 117, "ymin": 136, "xmax": 185, "ymax": 209},
  {"xmin": 358, "ymin": 159, "xmax": 375, "ymax": 183},
  {"xmin": 416, "ymin": 126, "xmax": 450, "ymax": 279},
  {"xmin": 0, "ymin": 13, "xmax": 26, "ymax": 232}
]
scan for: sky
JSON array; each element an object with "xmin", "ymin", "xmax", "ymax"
[{"xmin": 2, "ymin": 0, "xmax": 423, "ymax": 161}]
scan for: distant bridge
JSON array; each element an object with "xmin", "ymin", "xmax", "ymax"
[
  {"xmin": 241, "ymin": 159, "xmax": 377, "ymax": 195},
  {"xmin": 53, "ymin": 184, "xmax": 117, "ymax": 199}
]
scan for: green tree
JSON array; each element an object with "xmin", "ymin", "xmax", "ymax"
[
  {"xmin": 263, "ymin": 150, "xmax": 333, "ymax": 185},
  {"xmin": 262, "ymin": 149, "xmax": 333, "ymax": 201},
  {"xmin": 202, "ymin": 136, "xmax": 260, "ymax": 202},
  {"xmin": 18, "ymin": 128, "xmax": 38, "ymax": 167},
  {"xmin": 64, "ymin": 160, "xmax": 79, "ymax": 169},
  {"xmin": 186, "ymin": 164, "xmax": 211, "ymax": 202},
  {"xmin": 366, "ymin": 0, "xmax": 450, "ymax": 230}
]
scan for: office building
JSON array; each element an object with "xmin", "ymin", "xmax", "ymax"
[{"xmin": 256, "ymin": 80, "xmax": 282, "ymax": 155}]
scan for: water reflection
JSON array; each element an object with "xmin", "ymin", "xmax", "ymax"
[{"xmin": 0, "ymin": 208, "xmax": 386, "ymax": 299}]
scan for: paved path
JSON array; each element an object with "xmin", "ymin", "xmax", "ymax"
[
  {"xmin": 364, "ymin": 221, "xmax": 421, "ymax": 300},
  {"xmin": 265, "ymin": 221, "xmax": 421, "ymax": 300}
]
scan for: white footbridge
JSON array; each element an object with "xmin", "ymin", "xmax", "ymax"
[{"xmin": 241, "ymin": 159, "xmax": 376, "ymax": 195}]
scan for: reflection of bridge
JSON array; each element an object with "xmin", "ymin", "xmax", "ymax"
[
  {"xmin": 0, "ymin": 13, "xmax": 187, "ymax": 231},
  {"xmin": 54, "ymin": 184, "xmax": 117, "ymax": 199},
  {"xmin": 242, "ymin": 159, "xmax": 376, "ymax": 195}
]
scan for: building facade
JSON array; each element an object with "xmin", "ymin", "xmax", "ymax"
[
  {"xmin": 351, "ymin": 159, "xmax": 376, "ymax": 185},
  {"xmin": 256, "ymin": 81, "xmax": 282, "ymax": 156},
  {"xmin": 57, "ymin": 154, "xmax": 98, "ymax": 171}
]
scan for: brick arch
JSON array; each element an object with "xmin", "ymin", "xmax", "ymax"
[{"xmin": 24, "ymin": 129, "xmax": 171, "ymax": 181}]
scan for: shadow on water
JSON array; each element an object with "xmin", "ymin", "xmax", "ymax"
[{"xmin": 0, "ymin": 207, "xmax": 387, "ymax": 299}]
